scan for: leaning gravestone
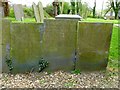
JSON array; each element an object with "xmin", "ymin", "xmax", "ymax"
[
  {"xmin": 13, "ymin": 4, "xmax": 24, "ymax": 21},
  {"xmin": 76, "ymin": 22, "xmax": 113, "ymax": 71},
  {"xmin": 33, "ymin": 2, "xmax": 44, "ymax": 23},
  {"xmin": 32, "ymin": 3, "xmax": 41, "ymax": 23},
  {"xmin": 38, "ymin": 1, "xmax": 44, "ymax": 23}
]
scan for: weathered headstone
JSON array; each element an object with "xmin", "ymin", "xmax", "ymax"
[
  {"xmin": 42, "ymin": 19, "xmax": 78, "ymax": 72},
  {"xmin": 32, "ymin": 3, "xmax": 41, "ymax": 23},
  {"xmin": 1, "ymin": 19, "xmax": 11, "ymax": 73},
  {"xmin": 76, "ymin": 22, "xmax": 113, "ymax": 71},
  {"xmin": 38, "ymin": 2, "xmax": 44, "ymax": 23},
  {"xmin": 11, "ymin": 23, "xmax": 43, "ymax": 73},
  {"xmin": 13, "ymin": 4, "xmax": 24, "ymax": 21},
  {"xmin": 0, "ymin": 10, "xmax": 2, "ymax": 73}
]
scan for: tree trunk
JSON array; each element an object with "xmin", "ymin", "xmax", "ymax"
[
  {"xmin": 93, "ymin": 0, "xmax": 96, "ymax": 18},
  {"xmin": 76, "ymin": 1, "xmax": 79, "ymax": 14},
  {"xmin": 115, "ymin": 11, "xmax": 118, "ymax": 19},
  {"xmin": 71, "ymin": 0, "xmax": 76, "ymax": 14},
  {"xmin": 93, "ymin": 7, "xmax": 96, "ymax": 18}
]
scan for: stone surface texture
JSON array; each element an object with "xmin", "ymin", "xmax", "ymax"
[
  {"xmin": 38, "ymin": 2, "xmax": 44, "ymax": 23},
  {"xmin": 10, "ymin": 23, "xmax": 43, "ymax": 73},
  {"xmin": 32, "ymin": 3, "xmax": 41, "ymax": 23},
  {"xmin": 1, "ymin": 19, "xmax": 113, "ymax": 73},
  {"xmin": 1, "ymin": 19, "xmax": 11, "ymax": 73},
  {"xmin": 13, "ymin": 4, "xmax": 24, "ymax": 21},
  {"xmin": 42, "ymin": 19, "xmax": 78, "ymax": 72},
  {"xmin": 76, "ymin": 22, "xmax": 113, "ymax": 71}
]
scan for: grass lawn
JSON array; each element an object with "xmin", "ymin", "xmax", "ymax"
[
  {"xmin": 84, "ymin": 18, "xmax": 119, "ymax": 24},
  {"xmin": 108, "ymin": 26, "xmax": 119, "ymax": 70},
  {"xmin": 5, "ymin": 17, "xmax": 36, "ymax": 23}
]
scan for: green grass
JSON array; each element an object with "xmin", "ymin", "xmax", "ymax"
[
  {"xmin": 5, "ymin": 17, "xmax": 54, "ymax": 23},
  {"xmin": 108, "ymin": 26, "xmax": 119, "ymax": 70},
  {"xmin": 109, "ymin": 26, "xmax": 118, "ymax": 60},
  {"xmin": 84, "ymin": 18, "xmax": 119, "ymax": 24},
  {"xmin": 5, "ymin": 17, "xmax": 36, "ymax": 23}
]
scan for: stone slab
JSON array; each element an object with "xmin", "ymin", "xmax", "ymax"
[
  {"xmin": 1, "ymin": 19, "xmax": 11, "ymax": 73},
  {"xmin": 42, "ymin": 19, "xmax": 78, "ymax": 72},
  {"xmin": 0, "ymin": 17, "xmax": 2, "ymax": 73},
  {"xmin": 55, "ymin": 14, "xmax": 82, "ymax": 20},
  {"xmin": 11, "ymin": 23, "xmax": 43, "ymax": 73},
  {"xmin": 13, "ymin": 4, "xmax": 24, "ymax": 21},
  {"xmin": 76, "ymin": 22, "xmax": 113, "ymax": 71},
  {"xmin": 32, "ymin": 3, "xmax": 41, "ymax": 23},
  {"xmin": 38, "ymin": 1, "xmax": 44, "ymax": 23}
]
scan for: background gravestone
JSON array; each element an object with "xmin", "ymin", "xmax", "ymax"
[
  {"xmin": 13, "ymin": 4, "xmax": 24, "ymax": 21},
  {"xmin": 0, "ymin": 7, "xmax": 4, "ymax": 17},
  {"xmin": 38, "ymin": 1, "xmax": 44, "ymax": 23},
  {"xmin": 76, "ymin": 22, "xmax": 113, "ymax": 71},
  {"xmin": 11, "ymin": 23, "xmax": 43, "ymax": 73},
  {"xmin": 42, "ymin": 19, "xmax": 78, "ymax": 72},
  {"xmin": 32, "ymin": 3, "xmax": 41, "ymax": 23}
]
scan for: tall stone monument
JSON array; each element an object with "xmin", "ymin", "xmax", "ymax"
[
  {"xmin": 52, "ymin": 0, "xmax": 59, "ymax": 16},
  {"xmin": 0, "ymin": 0, "xmax": 9, "ymax": 17}
]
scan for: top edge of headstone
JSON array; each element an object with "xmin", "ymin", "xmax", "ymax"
[
  {"xmin": 44, "ymin": 18, "xmax": 79, "ymax": 21},
  {"xmin": 11, "ymin": 22, "xmax": 43, "ymax": 24},
  {"xmin": 55, "ymin": 14, "xmax": 82, "ymax": 20},
  {"xmin": 78, "ymin": 21, "xmax": 113, "ymax": 24}
]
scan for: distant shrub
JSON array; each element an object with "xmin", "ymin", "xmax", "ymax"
[
  {"xmin": 9, "ymin": 8, "xmax": 15, "ymax": 18},
  {"xmin": 44, "ymin": 4, "xmax": 54, "ymax": 17},
  {"xmin": 23, "ymin": 7, "xmax": 34, "ymax": 18}
]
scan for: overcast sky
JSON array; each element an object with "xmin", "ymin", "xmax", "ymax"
[{"xmin": 9, "ymin": 0, "xmax": 108, "ymax": 10}]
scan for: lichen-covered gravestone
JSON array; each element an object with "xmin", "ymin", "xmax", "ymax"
[
  {"xmin": 42, "ymin": 19, "xmax": 78, "ymax": 72},
  {"xmin": 76, "ymin": 22, "xmax": 113, "ymax": 71},
  {"xmin": 11, "ymin": 23, "xmax": 43, "ymax": 73},
  {"xmin": 13, "ymin": 4, "xmax": 24, "ymax": 21},
  {"xmin": 1, "ymin": 19, "xmax": 11, "ymax": 73},
  {"xmin": 0, "ymin": 10, "xmax": 2, "ymax": 73}
]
